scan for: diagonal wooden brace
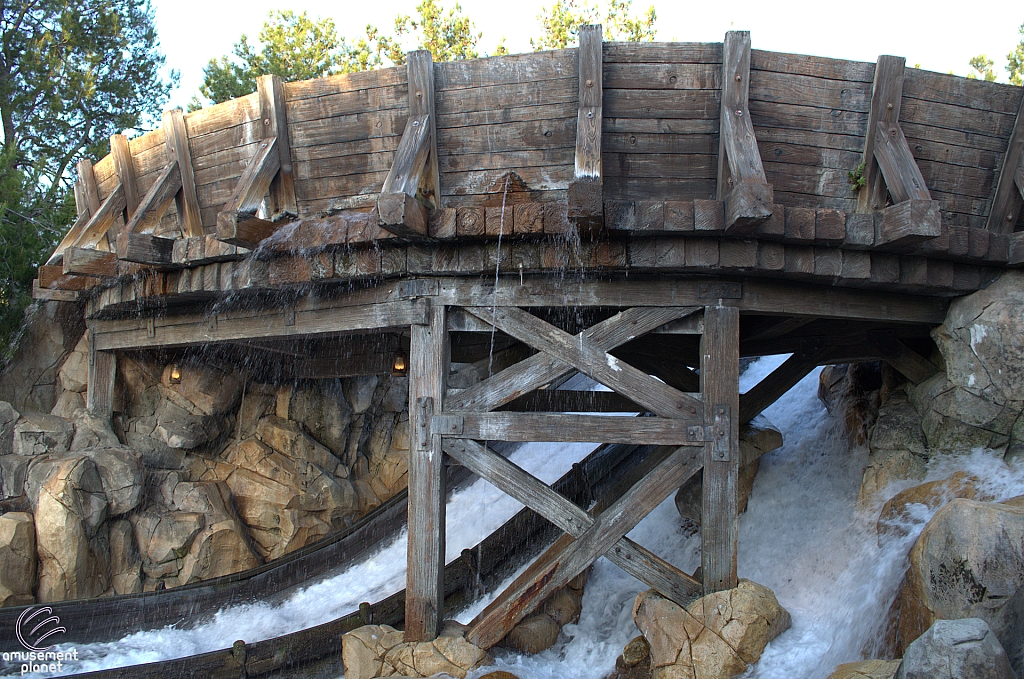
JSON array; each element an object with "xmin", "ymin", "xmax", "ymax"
[
  {"xmin": 447, "ymin": 307, "xmax": 700, "ymax": 412},
  {"xmin": 464, "ymin": 306, "xmax": 703, "ymax": 418},
  {"xmin": 466, "ymin": 443, "xmax": 704, "ymax": 649},
  {"xmin": 444, "ymin": 439, "xmax": 702, "ymax": 608}
]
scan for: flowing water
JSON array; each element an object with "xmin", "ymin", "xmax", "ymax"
[{"xmin": 14, "ymin": 356, "xmax": 1024, "ymax": 677}]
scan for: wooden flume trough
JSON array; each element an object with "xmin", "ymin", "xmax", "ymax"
[{"xmin": 30, "ymin": 23, "xmax": 1024, "ymax": 675}]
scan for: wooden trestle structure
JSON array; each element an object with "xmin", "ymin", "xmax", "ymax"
[{"xmin": 34, "ymin": 27, "xmax": 1024, "ymax": 647}]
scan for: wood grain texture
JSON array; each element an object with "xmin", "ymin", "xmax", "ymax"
[
  {"xmin": 123, "ymin": 161, "xmax": 181, "ymax": 236},
  {"xmin": 569, "ymin": 25, "xmax": 603, "ymax": 223},
  {"xmin": 858, "ymin": 56, "xmax": 905, "ymax": 212},
  {"xmin": 985, "ymin": 92, "xmax": 1024, "ymax": 234},
  {"xmin": 163, "ymin": 109, "xmax": 203, "ymax": 237},
  {"xmin": 407, "ymin": 50, "xmax": 441, "ymax": 209},
  {"xmin": 257, "ymin": 74, "xmax": 297, "ymax": 218}
]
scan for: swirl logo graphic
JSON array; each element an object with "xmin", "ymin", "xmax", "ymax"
[{"xmin": 16, "ymin": 607, "xmax": 66, "ymax": 651}]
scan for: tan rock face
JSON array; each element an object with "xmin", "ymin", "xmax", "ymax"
[
  {"xmin": 58, "ymin": 335, "xmax": 90, "ymax": 393},
  {"xmin": 896, "ymin": 498, "xmax": 1024, "ymax": 673},
  {"xmin": 0, "ymin": 512, "xmax": 36, "ymax": 606},
  {"xmin": 341, "ymin": 622, "xmax": 488, "ymax": 679},
  {"xmin": 14, "ymin": 412, "xmax": 74, "ymax": 456},
  {"xmin": 632, "ymin": 581, "xmax": 790, "ymax": 679},
  {"xmin": 826, "ymin": 659, "xmax": 901, "ymax": 679},
  {"xmin": 876, "ymin": 472, "xmax": 990, "ymax": 540},
  {"xmin": 108, "ymin": 518, "xmax": 142, "ymax": 596},
  {"xmin": 501, "ymin": 568, "xmax": 588, "ymax": 654}
]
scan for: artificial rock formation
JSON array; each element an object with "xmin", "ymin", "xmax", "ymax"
[
  {"xmin": 894, "ymin": 618, "xmax": 1015, "ymax": 679},
  {"xmin": 875, "ymin": 472, "xmax": 990, "ymax": 540},
  {"xmin": 631, "ymin": 579, "xmax": 791, "ymax": 679},
  {"xmin": 895, "ymin": 497, "xmax": 1024, "ymax": 674},
  {"xmin": 341, "ymin": 621, "xmax": 489, "ymax": 679},
  {"xmin": 0, "ymin": 512, "xmax": 36, "ymax": 605},
  {"xmin": 825, "ymin": 660, "xmax": 900, "ymax": 679},
  {"xmin": 860, "ymin": 387, "xmax": 928, "ymax": 502},
  {"xmin": 501, "ymin": 569, "xmax": 588, "ymax": 654}
]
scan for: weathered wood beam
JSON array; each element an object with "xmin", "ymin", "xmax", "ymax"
[
  {"xmin": 467, "ymin": 444, "xmax": 703, "ymax": 649},
  {"xmin": 701, "ymin": 304, "xmax": 740, "ymax": 593},
  {"xmin": 567, "ymin": 24, "xmax": 603, "ymax": 230},
  {"xmin": 717, "ymin": 31, "xmax": 773, "ymax": 234},
  {"xmin": 877, "ymin": 198, "xmax": 941, "ymax": 247},
  {"xmin": 499, "ymin": 389, "xmax": 641, "ymax": 413},
  {"xmin": 447, "ymin": 307, "xmax": 699, "ymax": 412},
  {"xmin": 378, "ymin": 189, "xmax": 430, "ymax": 239},
  {"xmin": 743, "ymin": 316, "xmax": 816, "ymax": 343},
  {"xmin": 986, "ymin": 91, "xmax": 1024, "ymax": 234},
  {"xmin": 382, "ymin": 114, "xmax": 432, "ymax": 199},
  {"xmin": 163, "ymin": 109, "xmax": 203, "ymax": 238},
  {"xmin": 463, "ymin": 306, "xmax": 704, "ymax": 418},
  {"xmin": 93, "ymin": 298, "xmax": 429, "ymax": 351},
  {"xmin": 407, "ymin": 50, "xmax": 440, "ymax": 208},
  {"xmin": 115, "ymin": 233, "xmax": 175, "ymax": 265},
  {"xmin": 69, "ymin": 184, "xmax": 126, "ymax": 251},
  {"xmin": 63, "ymin": 247, "xmax": 118, "ymax": 277},
  {"xmin": 617, "ymin": 347, "xmax": 701, "ymax": 393},
  {"xmin": 38, "ymin": 265, "xmax": 91, "ymax": 291},
  {"xmin": 858, "ymin": 56, "xmax": 906, "ymax": 213},
  {"xmin": 109, "ymin": 133, "xmax": 140, "ymax": 223},
  {"xmin": 738, "ymin": 348, "xmax": 827, "ymax": 424},
  {"xmin": 123, "ymin": 160, "xmax": 181, "ymax": 236},
  {"xmin": 222, "ymin": 136, "xmax": 282, "ymax": 217},
  {"xmin": 873, "ymin": 120, "xmax": 931, "ymax": 203},
  {"xmin": 406, "ymin": 303, "xmax": 448, "ymax": 643},
  {"xmin": 871, "ymin": 335, "xmax": 939, "ymax": 385},
  {"xmin": 32, "ymin": 279, "xmax": 80, "ymax": 301},
  {"xmin": 436, "ymin": 412, "xmax": 703, "ymax": 445},
  {"xmin": 445, "ymin": 438, "xmax": 701, "ymax": 606},
  {"xmin": 216, "ymin": 210, "xmax": 282, "ymax": 250},
  {"xmin": 1010, "ymin": 232, "xmax": 1024, "ymax": 267},
  {"xmin": 256, "ymin": 74, "xmax": 297, "ymax": 219},
  {"xmin": 75, "ymin": 158, "xmax": 101, "ymax": 218},
  {"xmin": 48, "ymin": 207, "xmax": 92, "ymax": 266},
  {"xmin": 86, "ymin": 331, "xmax": 116, "ymax": 417}
]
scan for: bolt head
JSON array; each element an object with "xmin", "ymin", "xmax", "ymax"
[{"xmin": 735, "ymin": 74, "xmax": 742, "ymax": 81}]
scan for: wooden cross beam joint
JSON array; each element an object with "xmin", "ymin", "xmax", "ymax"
[
  {"xmin": 717, "ymin": 31, "xmax": 773, "ymax": 235},
  {"xmin": 986, "ymin": 88, "xmax": 1024, "ymax": 234}
]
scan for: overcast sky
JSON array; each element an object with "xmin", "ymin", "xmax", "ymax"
[{"xmin": 152, "ymin": 0, "xmax": 1024, "ymax": 109}]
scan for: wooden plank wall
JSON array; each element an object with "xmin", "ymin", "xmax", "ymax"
[
  {"xmin": 434, "ymin": 49, "xmax": 579, "ymax": 206},
  {"xmin": 601, "ymin": 42, "xmax": 722, "ymax": 202}
]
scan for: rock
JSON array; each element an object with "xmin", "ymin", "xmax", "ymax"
[
  {"xmin": 124, "ymin": 419, "xmax": 186, "ymax": 469},
  {"xmin": 876, "ymin": 472, "xmax": 990, "ymax": 540},
  {"xmin": 50, "ymin": 390, "xmax": 84, "ymax": 419},
  {"xmin": 160, "ymin": 363, "xmax": 242, "ymax": 417},
  {"xmin": 894, "ymin": 618, "xmax": 1014, "ymax": 679},
  {"xmin": 860, "ymin": 386, "xmax": 930, "ymax": 503},
  {"xmin": 0, "ymin": 301, "xmax": 83, "ymax": 414},
  {"xmin": 909, "ymin": 372, "xmax": 1015, "ymax": 452},
  {"xmin": 58, "ymin": 335, "xmax": 90, "ymax": 393},
  {"xmin": 151, "ymin": 397, "xmax": 225, "ymax": 450},
  {"xmin": 286, "ymin": 381, "xmax": 351, "ymax": 456},
  {"xmin": 131, "ymin": 510, "xmax": 205, "ymax": 566},
  {"xmin": 69, "ymin": 409, "xmax": 121, "ymax": 451},
  {"xmin": 381, "ymin": 376, "xmax": 408, "ymax": 412},
  {"xmin": 479, "ymin": 672, "xmax": 521, "ymax": 679},
  {"xmin": 13, "ymin": 412, "xmax": 73, "ymax": 456},
  {"xmin": 234, "ymin": 386, "xmax": 276, "ymax": 441},
  {"xmin": 0, "ymin": 455, "xmax": 30, "ymax": 500},
  {"xmin": 675, "ymin": 416, "xmax": 782, "ymax": 525},
  {"xmin": 79, "ymin": 447, "xmax": 145, "ymax": 516},
  {"xmin": 897, "ymin": 498, "xmax": 1024, "ymax": 671},
  {"xmin": 342, "ymin": 622, "xmax": 488, "ymax": 679},
  {"xmin": 344, "ymin": 375, "xmax": 377, "ymax": 414},
  {"xmin": 502, "ymin": 612, "xmax": 561, "ymax": 653},
  {"xmin": 0, "ymin": 512, "xmax": 36, "ymax": 606},
  {"xmin": 632, "ymin": 580, "xmax": 790, "ymax": 679},
  {"xmin": 32, "ymin": 455, "xmax": 110, "ymax": 601},
  {"xmin": 826, "ymin": 659, "xmax": 901, "ymax": 679},
  {"xmin": 108, "ymin": 518, "xmax": 142, "ymax": 595},
  {"xmin": 255, "ymin": 416, "xmax": 345, "ymax": 477},
  {"xmin": 176, "ymin": 517, "xmax": 260, "ymax": 586},
  {"xmin": 0, "ymin": 402, "xmax": 20, "ymax": 456}
]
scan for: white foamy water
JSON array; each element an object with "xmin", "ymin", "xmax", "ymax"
[
  {"xmin": 26, "ymin": 440, "xmax": 600, "ymax": 675},
  {"xmin": 17, "ymin": 356, "xmax": 1024, "ymax": 678},
  {"xmin": 465, "ymin": 355, "xmax": 1024, "ymax": 679}
]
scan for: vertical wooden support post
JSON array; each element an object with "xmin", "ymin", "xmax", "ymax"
[
  {"xmin": 406, "ymin": 50, "xmax": 440, "ymax": 209},
  {"xmin": 163, "ymin": 109, "xmax": 203, "ymax": 237},
  {"xmin": 568, "ymin": 24, "xmax": 603, "ymax": 229},
  {"xmin": 406, "ymin": 302, "xmax": 449, "ymax": 641},
  {"xmin": 717, "ymin": 31, "xmax": 773, "ymax": 234},
  {"xmin": 256, "ymin": 74, "xmax": 297, "ymax": 219},
  {"xmin": 75, "ymin": 159, "xmax": 101, "ymax": 219},
  {"xmin": 700, "ymin": 304, "xmax": 740, "ymax": 592},
  {"xmin": 86, "ymin": 330, "xmax": 116, "ymax": 417},
  {"xmin": 110, "ymin": 133, "xmax": 139, "ymax": 251},
  {"xmin": 986, "ymin": 93, "xmax": 1024, "ymax": 234},
  {"xmin": 858, "ymin": 56, "xmax": 906, "ymax": 213}
]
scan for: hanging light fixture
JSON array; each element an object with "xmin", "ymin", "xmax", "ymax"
[
  {"xmin": 392, "ymin": 349, "xmax": 409, "ymax": 377},
  {"xmin": 168, "ymin": 364, "xmax": 183, "ymax": 384}
]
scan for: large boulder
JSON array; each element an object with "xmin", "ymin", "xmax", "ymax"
[
  {"xmin": 31, "ymin": 455, "xmax": 110, "ymax": 601},
  {"xmin": 826, "ymin": 660, "xmax": 900, "ymax": 679},
  {"xmin": 131, "ymin": 509, "xmax": 205, "ymax": 579},
  {"xmin": 916, "ymin": 270, "xmax": 1024, "ymax": 456},
  {"xmin": 631, "ymin": 580, "xmax": 790, "ymax": 679},
  {"xmin": 896, "ymin": 498, "xmax": 1024, "ymax": 672},
  {"xmin": 876, "ymin": 472, "xmax": 990, "ymax": 540},
  {"xmin": 283, "ymin": 381, "xmax": 351, "ymax": 456},
  {"xmin": 108, "ymin": 518, "xmax": 142, "ymax": 595},
  {"xmin": 69, "ymin": 409, "xmax": 122, "ymax": 451},
  {"xmin": 342, "ymin": 621, "xmax": 488, "ymax": 679},
  {"xmin": 0, "ymin": 512, "xmax": 36, "ymax": 606},
  {"xmin": 501, "ymin": 571, "xmax": 587, "ymax": 654},
  {"xmin": 894, "ymin": 618, "xmax": 1014, "ymax": 679},
  {"xmin": 58, "ymin": 335, "xmax": 90, "ymax": 394},
  {"xmin": 860, "ymin": 387, "xmax": 928, "ymax": 503},
  {"xmin": 0, "ymin": 401, "xmax": 18, "ymax": 456},
  {"xmin": 13, "ymin": 412, "xmax": 73, "ymax": 456},
  {"xmin": 675, "ymin": 416, "xmax": 782, "ymax": 525},
  {"xmin": 0, "ymin": 301, "xmax": 84, "ymax": 414},
  {"xmin": 0, "ymin": 454, "xmax": 31, "ymax": 500}
]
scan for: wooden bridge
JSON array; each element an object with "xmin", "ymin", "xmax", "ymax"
[{"xmin": 34, "ymin": 27, "xmax": 1024, "ymax": 648}]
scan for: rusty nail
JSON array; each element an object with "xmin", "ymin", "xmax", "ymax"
[
  {"xmin": 586, "ymin": 79, "xmax": 593, "ymax": 87},
  {"xmin": 735, "ymin": 74, "xmax": 742, "ymax": 81},
  {"xmin": 263, "ymin": 118, "xmax": 270, "ymax": 125},
  {"xmin": 887, "ymin": 103, "xmax": 893, "ymax": 110},
  {"xmin": 417, "ymin": 90, "xmax": 423, "ymax": 98},
  {"xmin": 586, "ymin": 111, "xmax": 594, "ymax": 118}
]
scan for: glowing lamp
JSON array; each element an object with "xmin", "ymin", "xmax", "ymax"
[
  {"xmin": 169, "ymin": 364, "xmax": 182, "ymax": 384},
  {"xmin": 392, "ymin": 349, "xmax": 409, "ymax": 377}
]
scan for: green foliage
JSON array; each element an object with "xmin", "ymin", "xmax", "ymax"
[
  {"xmin": 1009, "ymin": 22, "xmax": 1024, "ymax": 86},
  {"xmin": 531, "ymin": 0, "xmax": 657, "ymax": 51},
  {"xmin": 848, "ymin": 162, "xmax": 866, "ymax": 193},
  {"xmin": 394, "ymin": 0, "xmax": 482, "ymax": 63},
  {"xmin": 0, "ymin": 0, "xmax": 174, "ymax": 357},
  {"xmin": 968, "ymin": 54, "xmax": 997, "ymax": 81}
]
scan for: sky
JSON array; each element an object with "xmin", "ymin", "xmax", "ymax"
[{"xmin": 152, "ymin": 0, "xmax": 1024, "ymax": 110}]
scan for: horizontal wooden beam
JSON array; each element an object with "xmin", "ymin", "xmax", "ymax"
[
  {"xmin": 63, "ymin": 247, "xmax": 117, "ymax": 277},
  {"xmin": 436, "ymin": 412, "xmax": 703, "ymax": 445},
  {"xmin": 116, "ymin": 232, "xmax": 175, "ymax": 265},
  {"xmin": 499, "ymin": 389, "xmax": 642, "ymax": 413},
  {"xmin": 877, "ymin": 199, "xmax": 941, "ymax": 247},
  {"xmin": 216, "ymin": 210, "xmax": 284, "ymax": 249},
  {"xmin": 38, "ymin": 265, "xmax": 92, "ymax": 291},
  {"xmin": 92, "ymin": 298, "xmax": 429, "ymax": 351},
  {"xmin": 378, "ymin": 191, "xmax": 429, "ymax": 238},
  {"xmin": 32, "ymin": 279, "xmax": 80, "ymax": 301}
]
